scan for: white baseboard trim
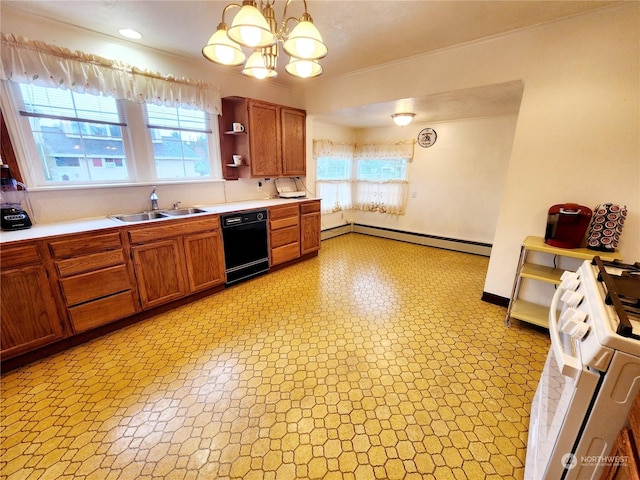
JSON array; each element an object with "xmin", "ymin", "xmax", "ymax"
[{"xmin": 321, "ymin": 223, "xmax": 492, "ymax": 257}]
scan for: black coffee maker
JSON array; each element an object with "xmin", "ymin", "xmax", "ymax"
[{"xmin": 1, "ymin": 164, "xmax": 32, "ymax": 230}]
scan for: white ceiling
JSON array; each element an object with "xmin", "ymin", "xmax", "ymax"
[{"xmin": 2, "ymin": 0, "xmax": 617, "ymax": 127}]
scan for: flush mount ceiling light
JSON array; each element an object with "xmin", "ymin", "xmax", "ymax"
[
  {"xmin": 391, "ymin": 113, "xmax": 415, "ymax": 126},
  {"xmin": 202, "ymin": 0, "xmax": 327, "ymax": 79},
  {"xmin": 118, "ymin": 28, "xmax": 143, "ymax": 40}
]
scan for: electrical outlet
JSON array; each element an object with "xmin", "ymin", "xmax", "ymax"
[
  {"xmin": 411, "ymin": 191, "xmax": 417, "ymax": 198},
  {"xmin": 257, "ymin": 181, "xmax": 263, "ymax": 192}
]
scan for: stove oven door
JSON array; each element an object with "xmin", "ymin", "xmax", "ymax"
[{"xmin": 524, "ymin": 286, "xmax": 601, "ymax": 480}]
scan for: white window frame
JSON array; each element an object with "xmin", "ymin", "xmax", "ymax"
[{"xmin": 1, "ymin": 80, "xmax": 222, "ymax": 188}]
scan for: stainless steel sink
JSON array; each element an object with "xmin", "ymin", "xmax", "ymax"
[
  {"xmin": 162, "ymin": 207, "xmax": 207, "ymax": 216},
  {"xmin": 108, "ymin": 207, "xmax": 208, "ymax": 223},
  {"xmin": 109, "ymin": 211, "xmax": 169, "ymax": 223}
]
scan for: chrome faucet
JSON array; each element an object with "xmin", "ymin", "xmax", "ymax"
[
  {"xmin": 150, "ymin": 186, "xmax": 159, "ymax": 210},
  {"xmin": 172, "ymin": 201, "xmax": 181, "ymax": 210}
]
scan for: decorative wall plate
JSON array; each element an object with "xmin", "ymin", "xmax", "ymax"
[{"xmin": 418, "ymin": 128, "xmax": 437, "ymax": 148}]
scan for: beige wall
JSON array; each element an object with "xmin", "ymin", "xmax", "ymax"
[
  {"xmin": 2, "ymin": 4, "xmax": 638, "ymax": 301},
  {"xmin": 303, "ymin": 4, "xmax": 640, "ymax": 299}
]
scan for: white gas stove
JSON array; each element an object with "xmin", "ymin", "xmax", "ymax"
[{"xmin": 525, "ymin": 258, "xmax": 640, "ymax": 480}]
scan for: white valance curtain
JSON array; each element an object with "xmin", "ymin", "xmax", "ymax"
[
  {"xmin": 313, "ymin": 139, "xmax": 355, "ymax": 213},
  {"xmin": 312, "ymin": 139, "xmax": 356, "ymax": 159},
  {"xmin": 354, "ymin": 140, "xmax": 415, "ymax": 160},
  {"xmin": 313, "ymin": 139, "xmax": 414, "ymax": 215},
  {"xmin": 0, "ymin": 33, "xmax": 221, "ymax": 114},
  {"xmin": 312, "ymin": 139, "xmax": 414, "ymax": 160}
]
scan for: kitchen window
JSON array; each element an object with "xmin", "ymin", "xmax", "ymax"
[
  {"xmin": 4, "ymin": 82, "xmax": 219, "ymax": 186},
  {"xmin": 316, "ymin": 156, "xmax": 353, "ymax": 212},
  {"xmin": 13, "ymin": 83, "xmax": 131, "ymax": 184},
  {"xmin": 1, "ymin": 35, "xmax": 222, "ymax": 189},
  {"xmin": 145, "ymin": 104, "xmax": 213, "ymax": 179},
  {"xmin": 314, "ymin": 139, "xmax": 413, "ymax": 215}
]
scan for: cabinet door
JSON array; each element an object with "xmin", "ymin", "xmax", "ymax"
[
  {"xmin": 281, "ymin": 107, "xmax": 306, "ymax": 176},
  {"xmin": 132, "ymin": 239, "xmax": 187, "ymax": 309},
  {"xmin": 248, "ymin": 100, "xmax": 281, "ymax": 177},
  {"xmin": 184, "ymin": 230, "xmax": 226, "ymax": 292},
  {"xmin": 301, "ymin": 212, "xmax": 321, "ymax": 255},
  {"xmin": 301, "ymin": 201, "xmax": 321, "ymax": 255},
  {"xmin": 1, "ymin": 265, "xmax": 64, "ymax": 359}
]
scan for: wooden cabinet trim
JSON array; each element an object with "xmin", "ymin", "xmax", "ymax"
[
  {"xmin": 0, "ymin": 244, "xmax": 41, "ymax": 268},
  {"xmin": 270, "ymin": 204, "xmax": 300, "ymax": 219},
  {"xmin": 128, "ymin": 217, "xmax": 219, "ymax": 244},
  {"xmin": 56, "ymin": 249, "xmax": 126, "ymax": 277},
  {"xmin": 270, "ymin": 225, "xmax": 300, "ymax": 249},
  {"xmin": 301, "ymin": 201, "xmax": 321, "ymax": 214},
  {"xmin": 271, "ymin": 216, "xmax": 299, "ymax": 230},
  {"xmin": 68, "ymin": 291, "xmax": 137, "ymax": 333},
  {"xmin": 271, "ymin": 243, "xmax": 301, "ymax": 266},
  {"xmin": 48, "ymin": 231, "xmax": 122, "ymax": 258},
  {"xmin": 60, "ymin": 264, "xmax": 131, "ymax": 307}
]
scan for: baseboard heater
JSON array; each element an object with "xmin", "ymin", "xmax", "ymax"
[{"xmin": 321, "ymin": 223, "xmax": 492, "ymax": 257}]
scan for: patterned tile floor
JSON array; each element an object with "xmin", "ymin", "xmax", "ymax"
[{"xmin": 1, "ymin": 233, "xmax": 550, "ymax": 480}]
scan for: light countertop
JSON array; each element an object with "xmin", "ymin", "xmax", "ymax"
[{"xmin": 0, "ymin": 197, "xmax": 317, "ymax": 244}]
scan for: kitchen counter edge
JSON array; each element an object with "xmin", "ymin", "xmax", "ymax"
[{"xmin": 0, "ymin": 198, "xmax": 319, "ymax": 244}]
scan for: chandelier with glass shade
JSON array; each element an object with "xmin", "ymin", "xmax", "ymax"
[{"xmin": 202, "ymin": 0, "xmax": 328, "ymax": 79}]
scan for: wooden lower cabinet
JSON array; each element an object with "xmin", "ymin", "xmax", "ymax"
[
  {"xmin": 49, "ymin": 230, "xmax": 139, "ymax": 333},
  {"xmin": 1, "ymin": 243, "xmax": 64, "ymax": 360},
  {"xmin": 1, "ymin": 204, "xmax": 318, "ymax": 365},
  {"xmin": 184, "ymin": 230, "xmax": 226, "ymax": 292},
  {"xmin": 600, "ymin": 393, "xmax": 640, "ymax": 480},
  {"xmin": 269, "ymin": 204, "xmax": 300, "ymax": 266},
  {"xmin": 132, "ymin": 238, "xmax": 188, "ymax": 309},
  {"xmin": 300, "ymin": 200, "xmax": 321, "ymax": 255},
  {"xmin": 129, "ymin": 217, "xmax": 225, "ymax": 309}
]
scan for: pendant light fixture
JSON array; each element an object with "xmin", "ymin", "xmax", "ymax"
[
  {"xmin": 202, "ymin": 0, "xmax": 327, "ymax": 79},
  {"xmin": 391, "ymin": 113, "xmax": 415, "ymax": 126}
]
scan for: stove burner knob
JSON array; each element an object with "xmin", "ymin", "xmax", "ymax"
[
  {"xmin": 560, "ymin": 271, "xmax": 580, "ymax": 291},
  {"xmin": 560, "ymin": 308, "xmax": 589, "ymax": 339},
  {"xmin": 561, "ymin": 290, "xmax": 584, "ymax": 307},
  {"xmin": 560, "ymin": 307, "xmax": 587, "ymax": 326}
]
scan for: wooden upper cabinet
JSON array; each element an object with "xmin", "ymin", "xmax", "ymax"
[
  {"xmin": 280, "ymin": 107, "xmax": 306, "ymax": 177},
  {"xmin": 248, "ymin": 99, "xmax": 281, "ymax": 178},
  {"xmin": 220, "ymin": 97, "xmax": 306, "ymax": 180}
]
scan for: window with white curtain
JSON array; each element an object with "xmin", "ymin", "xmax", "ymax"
[
  {"xmin": 314, "ymin": 139, "xmax": 413, "ymax": 215},
  {"xmin": 12, "ymin": 83, "xmax": 131, "ymax": 184},
  {"xmin": 353, "ymin": 157, "xmax": 409, "ymax": 214},
  {"xmin": 0, "ymin": 33, "xmax": 221, "ymax": 187},
  {"xmin": 316, "ymin": 156, "xmax": 353, "ymax": 213}
]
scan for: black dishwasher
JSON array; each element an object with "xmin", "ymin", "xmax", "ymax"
[{"xmin": 221, "ymin": 209, "xmax": 269, "ymax": 285}]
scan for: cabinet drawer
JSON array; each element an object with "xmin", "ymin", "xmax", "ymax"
[
  {"xmin": 68, "ymin": 290, "xmax": 137, "ymax": 333},
  {"xmin": 60, "ymin": 265, "xmax": 131, "ymax": 306},
  {"xmin": 56, "ymin": 249, "xmax": 126, "ymax": 277},
  {"xmin": 271, "ymin": 225, "xmax": 299, "ymax": 248},
  {"xmin": 272, "ymin": 243, "xmax": 300, "ymax": 265},
  {"xmin": 128, "ymin": 217, "xmax": 219, "ymax": 244},
  {"xmin": 301, "ymin": 201, "xmax": 320, "ymax": 214},
  {"xmin": 270, "ymin": 205, "xmax": 299, "ymax": 220},
  {"xmin": 0, "ymin": 244, "xmax": 41, "ymax": 268},
  {"xmin": 271, "ymin": 216, "xmax": 299, "ymax": 230},
  {"xmin": 49, "ymin": 232, "xmax": 122, "ymax": 258}
]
